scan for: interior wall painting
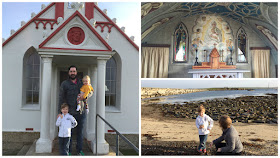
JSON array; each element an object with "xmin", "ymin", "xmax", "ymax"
[
  {"xmin": 256, "ymin": 24, "xmax": 278, "ymax": 50},
  {"xmin": 191, "ymin": 15, "xmax": 234, "ymax": 63}
]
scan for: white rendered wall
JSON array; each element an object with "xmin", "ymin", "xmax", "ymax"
[
  {"xmin": 3, "ymin": 4, "xmax": 139, "ymax": 135},
  {"xmin": 105, "ymin": 26, "xmax": 139, "ymax": 134},
  {"xmin": 2, "ymin": 21, "xmax": 47, "ymax": 131}
]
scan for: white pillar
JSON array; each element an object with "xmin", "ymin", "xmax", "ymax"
[
  {"xmin": 93, "ymin": 57, "xmax": 109, "ymax": 154},
  {"xmin": 87, "ymin": 65, "xmax": 97, "ymax": 141},
  {"xmin": 50, "ymin": 65, "xmax": 58, "ymax": 140},
  {"xmin": 36, "ymin": 55, "xmax": 53, "ymax": 153}
]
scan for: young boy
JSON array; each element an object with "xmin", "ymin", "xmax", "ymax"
[
  {"xmin": 56, "ymin": 103, "xmax": 78, "ymax": 155},
  {"xmin": 195, "ymin": 105, "xmax": 214, "ymax": 154},
  {"xmin": 76, "ymin": 75, "xmax": 94, "ymax": 114}
]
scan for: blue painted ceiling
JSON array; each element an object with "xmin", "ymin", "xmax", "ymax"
[{"xmin": 179, "ymin": 2, "xmax": 262, "ymax": 24}]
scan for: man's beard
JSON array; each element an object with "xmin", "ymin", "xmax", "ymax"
[{"xmin": 69, "ymin": 74, "xmax": 77, "ymax": 80}]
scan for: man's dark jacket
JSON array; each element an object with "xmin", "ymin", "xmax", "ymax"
[
  {"xmin": 213, "ymin": 125, "xmax": 243, "ymax": 153},
  {"xmin": 58, "ymin": 78, "xmax": 83, "ymax": 115}
]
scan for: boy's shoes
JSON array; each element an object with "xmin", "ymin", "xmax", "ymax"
[
  {"xmin": 197, "ymin": 149, "xmax": 202, "ymax": 153},
  {"xmin": 203, "ymin": 149, "xmax": 207, "ymax": 153},
  {"xmin": 68, "ymin": 153, "xmax": 71, "ymax": 156},
  {"xmin": 77, "ymin": 151, "xmax": 85, "ymax": 156},
  {"xmin": 76, "ymin": 105, "xmax": 81, "ymax": 111}
]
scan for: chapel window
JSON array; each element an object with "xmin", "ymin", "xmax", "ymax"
[
  {"xmin": 237, "ymin": 28, "xmax": 248, "ymax": 63},
  {"xmin": 24, "ymin": 52, "xmax": 40, "ymax": 105},
  {"xmin": 105, "ymin": 57, "xmax": 117, "ymax": 106},
  {"xmin": 174, "ymin": 23, "xmax": 188, "ymax": 62}
]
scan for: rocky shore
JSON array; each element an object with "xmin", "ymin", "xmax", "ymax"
[
  {"xmin": 161, "ymin": 94, "xmax": 278, "ymax": 124},
  {"xmin": 141, "ymin": 88, "xmax": 206, "ymax": 99}
]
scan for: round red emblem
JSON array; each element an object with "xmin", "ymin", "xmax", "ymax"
[{"xmin": 67, "ymin": 27, "xmax": 85, "ymax": 45}]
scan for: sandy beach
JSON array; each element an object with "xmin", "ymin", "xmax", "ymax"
[{"xmin": 141, "ymin": 99, "xmax": 278, "ymax": 155}]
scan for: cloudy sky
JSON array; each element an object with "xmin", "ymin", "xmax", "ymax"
[
  {"xmin": 142, "ymin": 79, "xmax": 278, "ymax": 88},
  {"xmin": 2, "ymin": 2, "xmax": 140, "ymax": 46}
]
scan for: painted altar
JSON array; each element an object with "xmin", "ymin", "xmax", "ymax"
[
  {"xmin": 189, "ymin": 47, "xmax": 249, "ymax": 78},
  {"xmin": 188, "ymin": 69, "xmax": 250, "ymax": 78}
]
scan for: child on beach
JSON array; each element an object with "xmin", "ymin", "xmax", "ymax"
[
  {"xmin": 56, "ymin": 103, "xmax": 78, "ymax": 155},
  {"xmin": 195, "ymin": 105, "xmax": 214, "ymax": 154},
  {"xmin": 76, "ymin": 75, "xmax": 94, "ymax": 114}
]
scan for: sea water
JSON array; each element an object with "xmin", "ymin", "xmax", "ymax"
[{"xmin": 144, "ymin": 88, "xmax": 278, "ymax": 104}]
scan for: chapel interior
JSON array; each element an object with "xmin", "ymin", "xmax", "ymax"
[{"xmin": 141, "ymin": 2, "xmax": 278, "ymax": 78}]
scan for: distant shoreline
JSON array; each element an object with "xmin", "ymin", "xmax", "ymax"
[{"xmin": 141, "ymin": 87, "xmax": 277, "ymax": 99}]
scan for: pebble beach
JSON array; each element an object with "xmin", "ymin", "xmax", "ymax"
[{"xmin": 141, "ymin": 88, "xmax": 278, "ymax": 155}]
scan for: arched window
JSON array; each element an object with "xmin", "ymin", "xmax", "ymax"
[
  {"xmin": 105, "ymin": 57, "xmax": 117, "ymax": 106},
  {"xmin": 174, "ymin": 23, "xmax": 188, "ymax": 62},
  {"xmin": 237, "ymin": 28, "xmax": 248, "ymax": 63},
  {"xmin": 22, "ymin": 47, "xmax": 40, "ymax": 106}
]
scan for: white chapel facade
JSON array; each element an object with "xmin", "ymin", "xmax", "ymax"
[{"xmin": 3, "ymin": 2, "xmax": 139, "ymax": 154}]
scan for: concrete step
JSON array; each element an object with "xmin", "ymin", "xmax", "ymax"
[
  {"xmin": 25, "ymin": 139, "xmax": 117, "ymax": 156},
  {"xmin": 17, "ymin": 144, "xmax": 31, "ymax": 155}
]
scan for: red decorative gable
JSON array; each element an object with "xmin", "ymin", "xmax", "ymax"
[
  {"xmin": 3, "ymin": 2, "xmax": 138, "ymax": 51},
  {"xmin": 92, "ymin": 3, "xmax": 139, "ymax": 51},
  {"xmin": 3, "ymin": 3, "xmax": 56, "ymax": 46},
  {"xmin": 39, "ymin": 10, "xmax": 112, "ymax": 52}
]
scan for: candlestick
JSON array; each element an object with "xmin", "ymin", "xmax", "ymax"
[
  {"xmin": 221, "ymin": 49, "xmax": 224, "ymax": 62},
  {"xmin": 194, "ymin": 48, "xmax": 199, "ymax": 66},
  {"xmin": 204, "ymin": 50, "xmax": 207, "ymax": 62},
  {"xmin": 228, "ymin": 46, "xmax": 233, "ymax": 65}
]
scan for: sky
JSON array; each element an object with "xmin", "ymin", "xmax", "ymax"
[
  {"xmin": 2, "ymin": 2, "xmax": 140, "ymax": 46},
  {"xmin": 142, "ymin": 79, "xmax": 278, "ymax": 89}
]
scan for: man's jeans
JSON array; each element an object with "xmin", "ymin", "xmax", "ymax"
[
  {"xmin": 214, "ymin": 142, "xmax": 242, "ymax": 155},
  {"xmin": 70, "ymin": 112, "xmax": 86, "ymax": 153},
  {"xmin": 198, "ymin": 134, "xmax": 208, "ymax": 150},
  {"xmin": 59, "ymin": 137, "xmax": 70, "ymax": 155}
]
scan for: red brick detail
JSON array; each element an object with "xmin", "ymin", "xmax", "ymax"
[
  {"xmin": 34, "ymin": 18, "xmax": 57, "ymax": 30},
  {"xmin": 92, "ymin": 3, "xmax": 139, "ymax": 51},
  {"xmin": 85, "ymin": 2, "xmax": 94, "ymax": 20},
  {"xmin": 55, "ymin": 2, "xmax": 64, "ymax": 20},
  {"xmin": 3, "ymin": 3, "xmax": 56, "ymax": 47},
  {"xmin": 26, "ymin": 128, "xmax": 34, "ymax": 131},
  {"xmin": 40, "ymin": 47, "xmax": 110, "ymax": 52},
  {"xmin": 95, "ymin": 22, "xmax": 114, "ymax": 33}
]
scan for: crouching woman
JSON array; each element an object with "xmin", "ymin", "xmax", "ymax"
[{"xmin": 210, "ymin": 115, "xmax": 243, "ymax": 155}]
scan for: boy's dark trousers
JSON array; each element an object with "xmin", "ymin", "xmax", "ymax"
[
  {"xmin": 198, "ymin": 134, "xmax": 208, "ymax": 150},
  {"xmin": 59, "ymin": 137, "xmax": 71, "ymax": 155}
]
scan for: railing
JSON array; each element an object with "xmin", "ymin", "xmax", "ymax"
[{"xmin": 95, "ymin": 114, "xmax": 139, "ymax": 156}]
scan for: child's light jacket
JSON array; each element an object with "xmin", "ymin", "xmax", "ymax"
[
  {"xmin": 196, "ymin": 114, "xmax": 214, "ymax": 135},
  {"xmin": 56, "ymin": 113, "xmax": 77, "ymax": 137}
]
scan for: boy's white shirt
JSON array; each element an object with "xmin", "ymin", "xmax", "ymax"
[
  {"xmin": 195, "ymin": 114, "xmax": 214, "ymax": 135},
  {"xmin": 56, "ymin": 113, "xmax": 78, "ymax": 137}
]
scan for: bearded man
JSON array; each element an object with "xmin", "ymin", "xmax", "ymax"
[{"xmin": 58, "ymin": 65, "xmax": 88, "ymax": 155}]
